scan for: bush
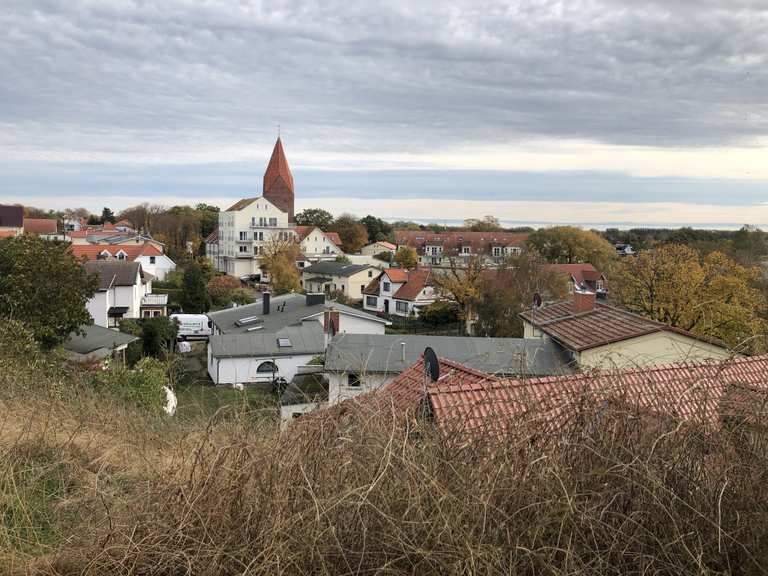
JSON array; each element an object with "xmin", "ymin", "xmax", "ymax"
[
  {"xmin": 92, "ymin": 357, "xmax": 169, "ymax": 412},
  {"xmin": 419, "ymin": 300, "xmax": 459, "ymax": 325},
  {"xmin": 207, "ymin": 275, "xmax": 242, "ymax": 304},
  {"xmin": 373, "ymin": 250, "xmax": 393, "ymax": 263}
]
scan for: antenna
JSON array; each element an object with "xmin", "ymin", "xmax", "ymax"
[
  {"xmin": 277, "ymin": 123, "xmax": 281, "ymax": 138},
  {"xmin": 423, "ymin": 347, "xmax": 440, "ymax": 382}
]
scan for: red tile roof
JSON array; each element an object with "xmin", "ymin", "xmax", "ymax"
[
  {"xmin": 384, "ymin": 268, "xmax": 409, "ymax": 283},
  {"xmin": 519, "ymin": 300, "xmax": 724, "ymax": 352},
  {"xmin": 23, "ymin": 218, "xmax": 58, "ymax": 235},
  {"xmin": 68, "ymin": 230, "xmax": 88, "ymax": 238},
  {"xmin": 395, "ymin": 230, "xmax": 529, "ymax": 257},
  {"xmin": 545, "ymin": 263, "xmax": 603, "ymax": 285},
  {"xmin": 70, "ymin": 243, "xmax": 162, "ymax": 262},
  {"xmin": 0, "ymin": 230, "xmax": 17, "ymax": 238},
  {"xmin": 392, "ymin": 268, "xmax": 434, "ymax": 301},
  {"xmin": 428, "ymin": 354, "xmax": 768, "ymax": 440},
  {"xmin": 294, "ymin": 225, "xmax": 315, "ymax": 241},
  {"xmin": 326, "ymin": 232, "xmax": 342, "ymax": 247}
]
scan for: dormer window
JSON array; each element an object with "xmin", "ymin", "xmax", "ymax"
[{"xmin": 116, "ymin": 251, "xmax": 127, "ymax": 260}]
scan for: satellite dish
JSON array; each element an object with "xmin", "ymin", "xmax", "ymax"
[
  {"xmin": 533, "ymin": 292, "xmax": 542, "ymax": 308},
  {"xmin": 423, "ymin": 347, "xmax": 440, "ymax": 382}
]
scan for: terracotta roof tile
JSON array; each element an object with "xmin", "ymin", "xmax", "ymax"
[
  {"xmin": 23, "ymin": 218, "xmax": 58, "ymax": 235},
  {"xmin": 392, "ymin": 268, "xmax": 434, "ymax": 301},
  {"xmin": 263, "ymin": 137, "xmax": 294, "ymax": 194},
  {"xmin": 395, "ymin": 230, "xmax": 529, "ymax": 257},
  {"xmin": 70, "ymin": 243, "xmax": 161, "ymax": 262},
  {"xmin": 326, "ymin": 232, "xmax": 342, "ymax": 247}
]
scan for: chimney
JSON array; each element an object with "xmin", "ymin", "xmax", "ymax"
[
  {"xmin": 323, "ymin": 308, "xmax": 340, "ymax": 336},
  {"xmin": 306, "ymin": 292, "xmax": 326, "ymax": 307},
  {"xmin": 572, "ymin": 291, "xmax": 596, "ymax": 314},
  {"xmin": 401, "ymin": 342, "xmax": 406, "ymax": 363},
  {"xmin": 262, "ymin": 292, "xmax": 271, "ymax": 315}
]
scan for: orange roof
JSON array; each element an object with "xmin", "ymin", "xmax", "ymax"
[
  {"xmin": 384, "ymin": 268, "xmax": 409, "ymax": 283},
  {"xmin": 263, "ymin": 137, "xmax": 294, "ymax": 194},
  {"xmin": 326, "ymin": 232, "xmax": 342, "ymax": 247},
  {"xmin": 395, "ymin": 230, "xmax": 529, "ymax": 257},
  {"xmin": 68, "ymin": 230, "xmax": 88, "ymax": 238},
  {"xmin": 0, "ymin": 230, "xmax": 17, "ymax": 238},
  {"xmin": 294, "ymin": 225, "xmax": 316, "ymax": 241},
  {"xmin": 70, "ymin": 243, "xmax": 162, "ymax": 262},
  {"xmin": 545, "ymin": 263, "xmax": 603, "ymax": 285},
  {"xmin": 23, "ymin": 218, "xmax": 58, "ymax": 235},
  {"xmin": 392, "ymin": 268, "xmax": 433, "ymax": 301}
]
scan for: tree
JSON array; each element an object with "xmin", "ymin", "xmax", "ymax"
[
  {"xmin": 612, "ymin": 245, "xmax": 767, "ymax": 352},
  {"xmin": 394, "ymin": 246, "xmax": 419, "ymax": 270},
  {"xmin": 101, "ymin": 207, "xmax": 116, "ymax": 224},
  {"xmin": 360, "ymin": 215, "xmax": 393, "ymax": 243},
  {"xmin": 207, "ymin": 275, "xmax": 242, "ymax": 305},
  {"xmin": 464, "ymin": 215, "xmax": 501, "ymax": 232},
  {"xmin": 527, "ymin": 226, "xmax": 617, "ymax": 271},
  {"xmin": 141, "ymin": 317, "xmax": 178, "ymax": 358},
  {"xmin": 180, "ymin": 261, "xmax": 211, "ymax": 313},
  {"xmin": 0, "ymin": 235, "xmax": 97, "ymax": 348},
  {"xmin": 390, "ymin": 220, "xmax": 421, "ymax": 231},
  {"xmin": 432, "ymin": 256, "xmax": 487, "ymax": 335},
  {"xmin": 731, "ymin": 225, "xmax": 767, "ymax": 266},
  {"xmin": 335, "ymin": 255, "xmax": 352, "ymax": 264},
  {"xmin": 195, "ymin": 203, "xmax": 220, "ymax": 240},
  {"xmin": 295, "ymin": 208, "xmax": 334, "ymax": 230},
  {"xmin": 331, "ymin": 214, "xmax": 368, "ymax": 253},
  {"xmin": 261, "ymin": 237, "xmax": 302, "ymax": 295},
  {"xmin": 474, "ymin": 254, "xmax": 568, "ymax": 337}
]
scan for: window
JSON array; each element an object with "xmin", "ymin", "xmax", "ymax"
[
  {"xmin": 596, "ymin": 280, "xmax": 604, "ymax": 291},
  {"xmin": 383, "ymin": 281, "xmax": 391, "ymax": 292},
  {"xmin": 492, "ymin": 247, "xmax": 502, "ymax": 257},
  {"xmin": 366, "ymin": 296, "xmax": 377, "ymax": 307},
  {"xmin": 269, "ymin": 217, "xmax": 277, "ymax": 227},
  {"xmin": 347, "ymin": 373, "xmax": 361, "ymax": 387},
  {"xmin": 116, "ymin": 252, "xmax": 127, "ymax": 260},
  {"xmin": 257, "ymin": 361, "xmax": 278, "ymax": 373},
  {"xmin": 461, "ymin": 246, "xmax": 470, "ymax": 255},
  {"xmin": 239, "ymin": 231, "xmax": 248, "ymax": 241},
  {"xmin": 396, "ymin": 301, "xmax": 409, "ymax": 313},
  {"xmin": 239, "ymin": 245, "xmax": 249, "ymax": 253},
  {"xmin": 361, "ymin": 285, "xmax": 366, "ymax": 294},
  {"xmin": 368, "ymin": 270, "xmax": 373, "ymax": 277},
  {"xmin": 149, "ymin": 256, "xmax": 156, "ymax": 264}
]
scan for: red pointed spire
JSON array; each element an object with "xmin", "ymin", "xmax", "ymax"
[{"xmin": 263, "ymin": 137, "xmax": 294, "ymax": 195}]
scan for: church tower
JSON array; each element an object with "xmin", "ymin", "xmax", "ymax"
[{"xmin": 262, "ymin": 137, "xmax": 295, "ymax": 223}]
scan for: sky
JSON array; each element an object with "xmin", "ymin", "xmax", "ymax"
[{"xmin": 1, "ymin": 0, "xmax": 767, "ymax": 228}]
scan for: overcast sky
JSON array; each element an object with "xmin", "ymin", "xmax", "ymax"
[{"xmin": 2, "ymin": 0, "xmax": 767, "ymax": 227}]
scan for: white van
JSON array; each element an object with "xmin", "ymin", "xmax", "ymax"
[{"xmin": 171, "ymin": 314, "xmax": 213, "ymax": 341}]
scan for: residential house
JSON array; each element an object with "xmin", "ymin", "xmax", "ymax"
[
  {"xmin": 362, "ymin": 267, "xmax": 437, "ymax": 317},
  {"xmin": 67, "ymin": 230, "xmax": 163, "ymax": 251},
  {"xmin": 63, "ymin": 217, "xmax": 86, "ymax": 233},
  {"xmin": 545, "ymin": 263, "xmax": 606, "ymax": 296},
  {"xmin": 615, "ymin": 243, "xmax": 635, "ymax": 256},
  {"xmin": 0, "ymin": 205, "xmax": 23, "ymax": 238},
  {"xmin": 204, "ymin": 229, "xmax": 221, "ymax": 270},
  {"xmin": 207, "ymin": 292, "xmax": 390, "ymax": 387},
  {"xmin": 84, "ymin": 261, "xmax": 167, "ymax": 327},
  {"xmin": 63, "ymin": 324, "xmax": 139, "ymax": 364},
  {"xmin": 279, "ymin": 372, "xmax": 329, "ymax": 424},
  {"xmin": 520, "ymin": 291, "xmax": 732, "ymax": 370},
  {"xmin": 70, "ymin": 243, "xmax": 177, "ymax": 281},
  {"xmin": 213, "ymin": 137, "xmax": 297, "ymax": 279},
  {"xmin": 395, "ymin": 230, "xmax": 528, "ymax": 267},
  {"xmin": 360, "ymin": 241, "xmax": 397, "ymax": 256},
  {"xmin": 301, "ymin": 261, "xmax": 380, "ymax": 300},
  {"xmin": 295, "ymin": 226, "xmax": 344, "ymax": 261},
  {"xmin": 324, "ymin": 333, "xmax": 573, "ymax": 406}
]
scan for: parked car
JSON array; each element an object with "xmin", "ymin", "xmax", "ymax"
[{"xmin": 170, "ymin": 313, "xmax": 213, "ymax": 341}]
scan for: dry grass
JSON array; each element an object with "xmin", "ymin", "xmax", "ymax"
[{"xmin": 3, "ymin": 354, "xmax": 768, "ymax": 575}]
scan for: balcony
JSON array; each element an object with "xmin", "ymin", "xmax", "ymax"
[{"xmin": 141, "ymin": 294, "xmax": 168, "ymax": 307}]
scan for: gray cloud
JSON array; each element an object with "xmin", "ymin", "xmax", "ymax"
[{"xmin": 1, "ymin": 0, "xmax": 767, "ymax": 163}]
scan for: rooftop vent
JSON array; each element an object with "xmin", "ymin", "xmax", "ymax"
[{"xmin": 235, "ymin": 316, "xmax": 262, "ymax": 327}]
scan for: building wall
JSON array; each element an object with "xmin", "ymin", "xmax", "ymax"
[
  {"xmin": 300, "ymin": 228, "xmax": 343, "ymax": 259},
  {"xmin": 301, "ymin": 268, "xmax": 380, "ymax": 301},
  {"xmin": 87, "ymin": 291, "xmax": 110, "ymax": 327},
  {"xmin": 136, "ymin": 254, "xmax": 176, "ymax": 281},
  {"xmin": 327, "ymin": 371, "xmax": 393, "ymax": 405},
  {"xmin": 302, "ymin": 314, "xmax": 386, "ymax": 336},
  {"xmin": 578, "ymin": 331, "xmax": 733, "ymax": 370},
  {"xmin": 207, "ymin": 351, "xmax": 317, "ymax": 386},
  {"xmin": 360, "ymin": 243, "xmax": 395, "ymax": 256}
]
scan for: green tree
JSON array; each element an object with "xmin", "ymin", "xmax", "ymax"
[
  {"xmin": 464, "ymin": 215, "xmax": 501, "ymax": 232},
  {"xmin": 196, "ymin": 203, "xmax": 221, "ymax": 240},
  {"xmin": 261, "ymin": 237, "xmax": 302, "ymax": 295},
  {"xmin": 331, "ymin": 214, "xmax": 369, "ymax": 253},
  {"xmin": 0, "ymin": 236, "xmax": 97, "ymax": 349},
  {"xmin": 141, "ymin": 317, "xmax": 178, "ymax": 358},
  {"xmin": 207, "ymin": 275, "xmax": 242, "ymax": 306},
  {"xmin": 360, "ymin": 215, "xmax": 393, "ymax": 243},
  {"xmin": 613, "ymin": 245, "xmax": 767, "ymax": 352},
  {"xmin": 432, "ymin": 256, "xmax": 487, "ymax": 335},
  {"xmin": 731, "ymin": 225, "xmax": 767, "ymax": 266},
  {"xmin": 295, "ymin": 208, "xmax": 334, "ymax": 230},
  {"xmin": 394, "ymin": 246, "xmax": 419, "ymax": 270},
  {"xmin": 180, "ymin": 261, "xmax": 211, "ymax": 313},
  {"xmin": 101, "ymin": 207, "xmax": 116, "ymax": 224},
  {"xmin": 527, "ymin": 226, "xmax": 617, "ymax": 271},
  {"xmin": 474, "ymin": 254, "xmax": 568, "ymax": 337}
]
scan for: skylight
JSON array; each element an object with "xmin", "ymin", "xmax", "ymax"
[
  {"xmin": 277, "ymin": 338, "xmax": 292, "ymax": 348},
  {"xmin": 235, "ymin": 316, "xmax": 261, "ymax": 327}
]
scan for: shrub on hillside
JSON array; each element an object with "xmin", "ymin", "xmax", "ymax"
[
  {"xmin": 419, "ymin": 300, "xmax": 459, "ymax": 325},
  {"xmin": 207, "ymin": 275, "xmax": 242, "ymax": 304},
  {"xmin": 92, "ymin": 357, "xmax": 169, "ymax": 413}
]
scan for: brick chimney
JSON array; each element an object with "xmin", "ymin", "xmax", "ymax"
[
  {"xmin": 572, "ymin": 291, "xmax": 596, "ymax": 314},
  {"xmin": 323, "ymin": 308, "xmax": 340, "ymax": 336}
]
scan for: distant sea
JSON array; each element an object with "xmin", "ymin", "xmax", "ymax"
[{"xmin": 389, "ymin": 218, "xmax": 756, "ymax": 231}]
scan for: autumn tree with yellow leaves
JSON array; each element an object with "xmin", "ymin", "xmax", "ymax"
[
  {"xmin": 261, "ymin": 237, "xmax": 302, "ymax": 295},
  {"xmin": 612, "ymin": 244, "xmax": 768, "ymax": 352}
]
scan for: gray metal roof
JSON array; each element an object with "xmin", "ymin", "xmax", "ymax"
[
  {"xmin": 207, "ymin": 292, "xmax": 388, "ymax": 335},
  {"xmin": 302, "ymin": 261, "xmax": 373, "ymax": 278},
  {"xmin": 325, "ymin": 334, "xmax": 575, "ymax": 377},
  {"xmin": 63, "ymin": 324, "xmax": 139, "ymax": 358},
  {"xmin": 84, "ymin": 261, "xmax": 142, "ymax": 290},
  {"xmin": 209, "ymin": 322, "xmax": 325, "ymax": 359}
]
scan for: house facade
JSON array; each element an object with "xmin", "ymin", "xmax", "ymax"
[
  {"xmin": 84, "ymin": 261, "xmax": 167, "ymax": 328},
  {"xmin": 520, "ymin": 291, "xmax": 732, "ymax": 370},
  {"xmin": 360, "ymin": 241, "xmax": 397, "ymax": 256},
  {"xmin": 295, "ymin": 226, "xmax": 344, "ymax": 261},
  {"xmin": 301, "ymin": 262, "xmax": 380, "ymax": 301},
  {"xmin": 395, "ymin": 230, "xmax": 528, "ymax": 267},
  {"xmin": 545, "ymin": 263, "xmax": 607, "ymax": 296},
  {"xmin": 70, "ymin": 243, "xmax": 177, "ymax": 281},
  {"xmin": 362, "ymin": 268, "xmax": 437, "ymax": 317}
]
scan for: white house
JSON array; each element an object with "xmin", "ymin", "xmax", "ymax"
[
  {"xmin": 360, "ymin": 241, "xmax": 397, "ymax": 256},
  {"xmin": 362, "ymin": 267, "xmax": 437, "ymax": 317},
  {"xmin": 206, "ymin": 292, "xmax": 390, "ymax": 388},
  {"xmin": 70, "ymin": 243, "xmax": 176, "ymax": 281},
  {"xmin": 301, "ymin": 261, "xmax": 381, "ymax": 301},
  {"xmin": 295, "ymin": 226, "xmax": 344, "ymax": 261},
  {"xmin": 84, "ymin": 261, "xmax": 167, "ymax": 327}
]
